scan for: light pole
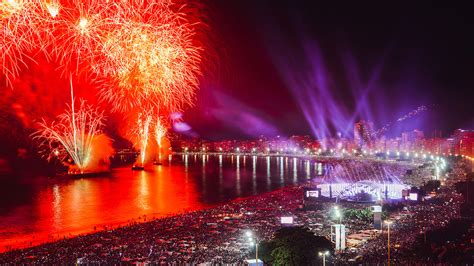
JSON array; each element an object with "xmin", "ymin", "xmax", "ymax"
[
  {"xmin": 246, "ymin": 231, "xmax": 259, "ymax": 265},
  {"xmin": 334, "ymin": 206, "xmax": 342, "ymax": 251},
  {"xmin": 318, "ymin": 251, "xmax": 329, "ymax": 266},
  {"xmin": 384, "ymin": 220, "xmax": 393, "ymax": 266}
]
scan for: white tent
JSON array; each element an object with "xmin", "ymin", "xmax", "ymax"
[{"xmin": 245, "ymin": 259, "xmax": 263, "ymax": 266}]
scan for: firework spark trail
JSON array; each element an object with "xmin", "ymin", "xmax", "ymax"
[
  {"xmin": 154, "ymin": 116, "xmax": 167, "ymax": 148},
  {"xmin": 32, "ymin": 79, "xmax": 105, "ymax": 173},
  {"xmin": 131, "ymin": 111, "xmax": 153, "ymax": 166},
  {"xmin": 395, "ymin": 105, "xmax": 428, "ymax": 122},
  {"xmin": 154, "ymin": 113, "xmax": 168, "ymax": 161},
  {"xmin": 373, "ymin": 105, "xmax": 428, "ymax": 137}
]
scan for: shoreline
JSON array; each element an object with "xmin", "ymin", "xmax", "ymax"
[
  {"xmin": 0, "ymin": 155, "xmax": 429, "ymax": 255},
  {"xmin": 0, "ymin": 184, "xmax": 306, "ymax": 263},
  {"xmin": 0, "ymin": 155, "xmax": 449, "ymax": 264},
  {"xmin": 0, "ymin": 181, "xmax": 465, "ymax": 264},
  {"xmin": 0, "ymin": 183, "xmax": 301, "ymax": 255}
]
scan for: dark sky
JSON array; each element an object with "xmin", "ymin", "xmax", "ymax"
[{"xmin": 183, "ymin": 0, "xmax": 474, "ymax": 140}]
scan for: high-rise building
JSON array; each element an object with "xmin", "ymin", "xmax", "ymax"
[
  {"xmin": 453, "ymin": 129, "xmax": 474, "ymax": 156},
  {"xmin": 354, "ymin": 120, "xmax": 374, "ymax": 148},
  {"xmin": 401, "ymin": 129, "xmax": 425, "ymax": 151}
]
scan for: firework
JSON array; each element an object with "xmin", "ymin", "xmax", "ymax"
[
  {"xmin": 154, "ymin": 114, "xmax": 168, "ymax": 162},
  {"xmin": 49, "ymin": 0, "xmax": 112, "ymax": 74},
  {"xmin": 32, "ymin": 78, "xmax": 106, "ymax": 173},
  {"xmin": 154, "ymin": 116, "xmax": 167, "ymax": 148},
  {"xmin": 2, "ymin": 0, "xmax": 204, "ymax": 113},
  {"xmin": 44, "ymin": 1, "xmax": 60, "ymax": 19},
  {"xmin": 130, "ymin": 110, "xmax": 153, "ymax": 166},
  {"xmin": 96, "ymin": 1, "xmax": 202, "ymax": 112},
  {"xmin": 1, "ymin": 0, "xmax": 46, "ymax": 85}
]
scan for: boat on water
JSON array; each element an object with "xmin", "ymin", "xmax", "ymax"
[
  {"xmin": 57, "ymin": 171, "xmax": 110, "ymax": 178},
  {"xmin": 131, "ymin": 164, "xmax": 145, "ymax": 170}
]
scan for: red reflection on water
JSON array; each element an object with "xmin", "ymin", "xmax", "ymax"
[{"xmin": 0, "ymin": 165, "xmax": 208, "ymax": 252}]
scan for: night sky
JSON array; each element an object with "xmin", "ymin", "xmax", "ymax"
[
  {"xmin": 185, "ymin": 1, "xmax": 474, "ymax": 140},
  {"xmin": 1, "ymin": 0, "xmax": 473, "ymax": 146}
]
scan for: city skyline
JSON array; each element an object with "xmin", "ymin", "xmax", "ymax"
[
  {"xmin": 174, "ymin": 122, "xmax": 474, "ymax": 159},
  {"xmin": 183, "ymin": 0, "xmax": 474, "ymax": 139}
]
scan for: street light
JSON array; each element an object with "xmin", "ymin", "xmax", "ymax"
[
  {"xmin": 246, "ymin": 231, "xmax": 259, "ymax": 265},
  {"xmin": 318, "ymin": 251, "xmax": 329, "ymax": 266},
  {"xmin": 384, "ymin": 220, "xmax": 393, "ymax": 266}
]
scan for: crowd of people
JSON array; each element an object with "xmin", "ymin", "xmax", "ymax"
[
  {"xmin": 0, "ymin": 186, "xmax": 307, "ymax": 264},
  {"xmin": 0, "ymin": 159, "xmax": 470, "ymax": 264},
  {"xmin": 340, "ymin": 190, "xmax": 464, "ymax": 264},
  {"xmin": 339, "ymin": 158, "xmax": 472, "ymax": 264}
]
